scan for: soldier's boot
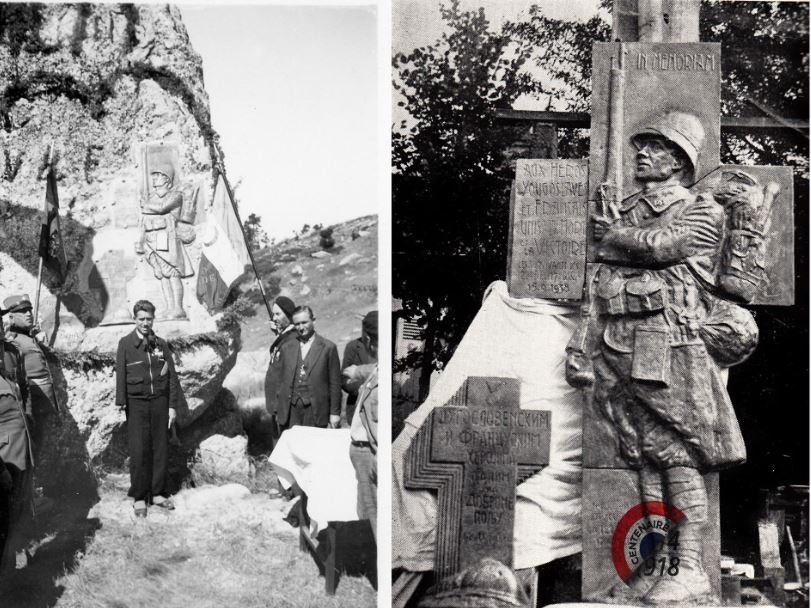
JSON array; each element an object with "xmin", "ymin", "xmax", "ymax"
[
  {"xmin": 644, "ymin": 467, "xmax": 711, "ymax": 604},
  {"xmin": 168, "ymin": 277, "xmax": 187, "ymax": 320},
  {"xmin": 158, "ymin": 279, "xmax": 174, "ymax": 319}
]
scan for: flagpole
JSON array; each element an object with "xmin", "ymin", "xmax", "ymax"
[
  {"xmin": 33, "ymin": 258, "xmax": 43, "ymax": 322},
  {"xmin": 33, "ymin": 142, "xmax": 55, "ymax": 324},
  {"xmin": 213, "ymin": 143, "xmax": 274, "ymax": 322}
]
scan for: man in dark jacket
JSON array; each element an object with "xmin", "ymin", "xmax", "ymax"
[
  {"xmin": 115, "ymin": 300, "xmax": 180, "ymax": 518},
  {"xmin": 341, "ymin": 310, "xmax": 377, "ymax": 424},
  {"xmin": 264, "ymin": 296, "xmax": 298, "ymax": 443},
  {"xmin": 0, "ymin": 309, "xmax": 32, "ymax": 573},
  {"xmin": 276, "ymin": 306, "xmax": 341, "ymax": 430}
]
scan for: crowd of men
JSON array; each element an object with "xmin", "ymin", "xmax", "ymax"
[
  {"xmin": 0, "ymin": 292, "xmax": 377, "ymax": 574},
  {"xmin": 264, "ymin": 297, "xmax": 378, "ymax": 538}
]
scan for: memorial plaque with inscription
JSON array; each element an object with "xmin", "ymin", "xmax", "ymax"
[
  {"xmin": 404, "ymin": 377, "xmax": 550, "ymax": 583},
  {"xmin": 507, "ymin": 159, "xmax": 589, "ymax": 300}
]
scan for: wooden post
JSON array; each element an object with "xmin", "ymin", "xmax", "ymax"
[{"xmin": 614, "ymin": 0, "xmax": 700, "ymax": 43}]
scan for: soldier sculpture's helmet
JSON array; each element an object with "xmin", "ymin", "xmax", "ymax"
[
  {"xmin": 631, "ymin": 111, "xmax": 706, "ymax": 178},
  {"xmin": 150, "ymin": 159, "xmax": 175, "ymax": 183},
  {"xmin": 418, "ymin": 558, "xmax": 531, "ymax": 608}
]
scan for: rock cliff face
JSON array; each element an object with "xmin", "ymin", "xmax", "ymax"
[
  {"xmin": 0, "ymin": 4, "xmax": 241, "ymax": 490},
  {"xmin": 0, "ymin": 3, "xmax": 217, "ymax": 338}
]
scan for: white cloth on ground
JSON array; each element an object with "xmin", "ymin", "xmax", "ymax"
[
  {"xmin": 269, "ymin": 427, "xmax": 359, "ymax": 533},
  {"xmin": 392, "ymin": 281, "xmax": 584, "ymax": 571}
]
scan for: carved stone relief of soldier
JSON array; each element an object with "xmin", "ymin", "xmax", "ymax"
[
  {"xmin": 135, "ymin": 148, "xmax": 196, "ymax": 320},
  {"xmin": 566, "ymin": 111, "xmax": 774, "ymax": 603}
]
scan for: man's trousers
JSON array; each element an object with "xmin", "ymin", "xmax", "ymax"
[
  {"xmin": 349, "ymin": 443, "xmax": 377, "ymax": 541},
  {"xmin": 282, "ymin": 399, "xmax": 325, "ymax": 430},
  {"xmin": 126, "ymin": 396, "xmax": 169, "ymax": 502}
]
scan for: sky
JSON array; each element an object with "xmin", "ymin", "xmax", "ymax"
[
  {"xmin": 180, "ymin": 4, "xmax": 378, "ymax": 241},
  {"xmin": 393, "ymin": 0, "xmax": 601, "ymax": 53}
]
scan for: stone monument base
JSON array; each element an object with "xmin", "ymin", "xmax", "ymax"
[{"xmin": 582, "ymin": 469, "xmax": 721, "ymax": 605}]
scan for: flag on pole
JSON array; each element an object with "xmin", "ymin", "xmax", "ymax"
[
  {"xmin": 196, "ymin": 174, "xmax": 252, "ymax": 312},
  {"xmin": 39, "ymin": 163, "xmax": 68, "ymax": 285}
]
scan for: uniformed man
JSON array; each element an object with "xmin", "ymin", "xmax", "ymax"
[
  {"xmin": 135, "ymin": 162, "xmax": 194, "ymax": 320},
  {"xmin": 3, "ymin": 295, "xmax": 60, "ymax": 465},
  {"xmin": 567, "ymin": 111, "xmax": 757, "ymax": 603},
  {"xmin": 0, "ymin": 311, "xmax": 32, "ymax": 573}
]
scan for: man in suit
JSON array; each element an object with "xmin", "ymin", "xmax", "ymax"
[
  {"xmin": 264, "ymin": 296, "xmax": 298, "ymax": 445},
  {"xmin": 115, "ymin": 300, "xmax": 180, "ymax": 518},
  {"xmin": 276, "ymin": 306, "xmax": 341, "ymax": 430},
  {"xmin": 341, "ymin": 310, "xmax": 377, "ymax": 424}
]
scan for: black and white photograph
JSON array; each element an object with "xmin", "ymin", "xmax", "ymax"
[
  {"xmin": 392, "ymin": 1, "xmax": 808, "ymax": 607},
  {"xmin": 0, "ymin": 3, "xmax": 378, "ymax": 606}
]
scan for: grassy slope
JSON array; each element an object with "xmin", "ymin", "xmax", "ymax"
[{"xmin": 36, "ymin": 476, "xmax": 376, "ymax": 608}]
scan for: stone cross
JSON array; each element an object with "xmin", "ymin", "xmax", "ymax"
[{"xmin": 404, "ymin": 377, "xmax": 550, "ymax": 583}]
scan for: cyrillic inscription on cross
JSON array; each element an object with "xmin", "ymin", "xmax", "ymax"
[{"xmin": 403, "ymin": 377, "xmax": 550, "ymax": 583}]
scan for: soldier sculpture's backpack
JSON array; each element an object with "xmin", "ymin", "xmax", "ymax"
[{"xmin": 712, "ymin": 169, "xmax": 780, "ymax": 303}]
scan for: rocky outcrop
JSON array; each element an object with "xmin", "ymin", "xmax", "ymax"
[
  {"xmin": 0, "ymin": 5, "xmax": 244, "ymax": 490},
  {"xmin": 191, "ymin": 434, "xmax": 252, "ymax": 487},
  {"xmin": 0, "ymin": 4, "xmax": 219, "ymax": 339}
]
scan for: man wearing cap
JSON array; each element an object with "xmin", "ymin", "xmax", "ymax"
[
  {"xmin": 566, "ymin": 111, "xmax": 756, "ymax": 603},
  {"xmin": 276, "ymin": 306, "xmax": 341, "ymax": 430},
  {"xmin": 264, "ymin": 296, "xmax": 299, "ymax": 444},
  {"xmin": 3, "ymin": 295, "xmax": 60, "ymax": 465},
  {"xmin": 135, "ymin": 162, "xmax": 195, "ymax": 320},
  {"xmin": 341, "ymin": 311, "xmax": 378, "ymax": 424},
  {"xmin": 0, "ymin": 308, "xmax": 33, "ymax": 572}
]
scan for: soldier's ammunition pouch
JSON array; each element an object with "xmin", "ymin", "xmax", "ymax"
[
  {"xmin": 596, "ymin": 270, "xmax": 667, "ymax": 315},
  {"xmin": 597, "ymin": 270, "xmax": 626, "ymax": 314},
  {"xmin": 626, "ymin": 274, "xmax": 666, "ymax": 313},
  {"xmin": 143, "ymin": 216, "xmax": 167, "ymax": 231}
]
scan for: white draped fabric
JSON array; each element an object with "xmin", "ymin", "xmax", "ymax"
[{"xmin": 269, "ymin": 427, "xmax": 359, "ymax": 533}]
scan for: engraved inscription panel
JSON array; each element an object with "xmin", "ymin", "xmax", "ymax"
[{"xmin": 508, "ymin": 159, "xmax": 589, "ymax": 300}]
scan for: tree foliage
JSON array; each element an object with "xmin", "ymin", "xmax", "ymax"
[
  {"xmin": 393, "ymin": 0, "xmax": 541, "ymax": 394},
  {"xmin": 700, "ymin": 1, "xmax": 808, "ymax": 173},
  {"xmin": 243, "ymin": 212, "xmax": 268, "ymax": 252}
]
